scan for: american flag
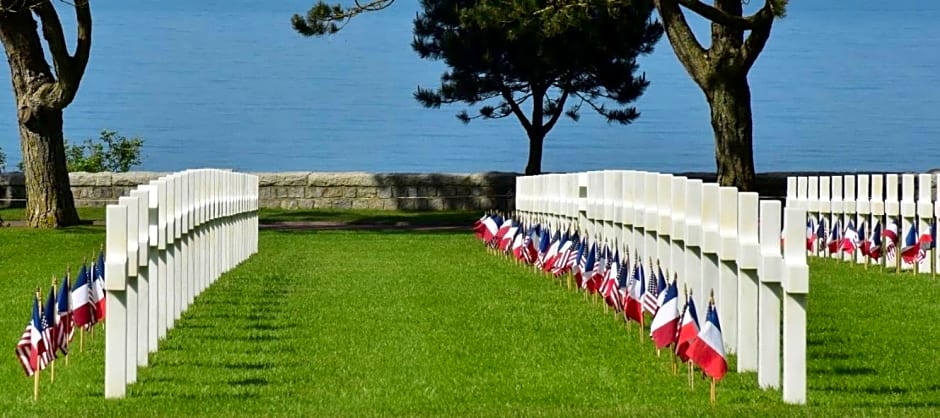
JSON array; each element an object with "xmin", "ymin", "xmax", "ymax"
[
  {"xmin": 560, "ymin": 233, "xmax": 581, "ymax": 274},
  {"xmin": 15, "ymin": 295, "xmax": 48, "ymax": 376},
  {"xmin": 42, "ymin": 286, "xmax": 58, "ymax": 362},
  {"xmin": 603, "ymin": 251, "xmax": 623, "ymax": 311},
  {"xmin": 884, "ymin": 218, "xmax": 899, "ymax": 262},
  {"xmin": 56, "ymin": 273, "xmax": 73, "ymax": 356},
  {"xmin": 641, "ymin": 260, "xmax": 660, "ymax": 315}
]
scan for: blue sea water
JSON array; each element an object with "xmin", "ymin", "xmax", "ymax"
[{"xmin": 0, "ymin": 0, "xmax": 938, "ymax": 174}]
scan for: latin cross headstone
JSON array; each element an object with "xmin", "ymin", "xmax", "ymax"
[{"xmin": 758, "ymin": 200, "xmax": 783, "ymax": 390}]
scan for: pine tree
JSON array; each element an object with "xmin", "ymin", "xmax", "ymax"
[{"xmin": 295, "ymin": 0, "xmax": 663, "ymax": 175}]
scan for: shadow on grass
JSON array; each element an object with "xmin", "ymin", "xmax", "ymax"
[
  {"xmin": 222, "ymin": 361, "xmax": 273, "ymax": 371},
  {"xmin": 832, "ymin": 366, "xmax": 877, "ymax": 376},
  {"xmin": 260, "ymin": 208, "xmax": 480, "ymax": 224},
  {"xmin": 264, "ymin": 227, "xmax": 468, "ymax": 236},
  {"xmin": 229, "ymin": 377, "xmax": 268, "ymax": 386}
]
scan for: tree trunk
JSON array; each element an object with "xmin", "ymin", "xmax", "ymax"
[
  {"xmin": 0, "ymin": 7, "xmax": 83, "ymax": 227},
  {"xmin": 20, "ymin": 109, "xmax": 79, "ymax": 227},
  {"xmin": 525, "ymin": 131, "xmax": 544, "ymax": 175},
  {"xmin": 705, "ymin": 76, "xmax": 755, "ymax": 192}
]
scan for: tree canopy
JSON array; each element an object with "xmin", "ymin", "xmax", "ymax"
[{"xmin": 296, "ymin": 0, "xmax": 663, "ymax": 175}]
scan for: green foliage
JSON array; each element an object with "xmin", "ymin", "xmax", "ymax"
[
  {"xmin": 0, "ymin": 146, "xmax": 5, "ymax": 172},
  {"xmin": 770, "ymin": 0, "xmax": 788, "ymax": 17},
  {"xmin": 292, "ymin": 0, "xmax": 395, "ymax": 36},
  {"xmin": 412, "ymin": 0, "xmax": 663, "ymax": 129},
  {"xmin": 65, "ymin": 130, "xmax": 143, "ymax": 173}
]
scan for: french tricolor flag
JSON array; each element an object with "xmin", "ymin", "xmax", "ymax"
[
  {"xmin": 805, "ymin": 218, "xmax": 816, "ymax": 251},
  {"xmin": 826, "ymin": 219, "xmax": 842, "ymax": 254},
  {"xmin": 92, "ymin": 254, "xmax": 107, "ymax": 321},
  {"xmin": 867, "ymin": 221, "xmax": 883, "ymax": 260},
  {"xmin": 71, "ymin": 264, "xmax": 95, "ymax": 328},
  {"xmin": 689, "ymin": 300, "xmax": 728, "ymax": 381},
  {"xmin": 841, "ymin": 219, "xmax": 859, "ymax": 253},
  {"xmin": 623, "ymin": 261, "xmax": 645, "ymax": 324},
  {"xmin": 650, "ymin": 278, "xmax": 680, "ymax": 349},
  {"xmin": 473, "ymin": 214, "xmax": 487, "ymax": 240},
  {"xmin": 482, "ymin": 215, "xmax": 501, "ymax": 242},
  {"xmin": 675, "ymin": 293, "xmax": 700, "ymax": 362}
]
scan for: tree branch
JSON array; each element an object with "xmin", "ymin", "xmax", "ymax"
[
  {"xmin": 542, "ymin": 91, "xmax": 569, "ymax": 133},
  {"xmin": 500, "ymin": 88, "xmax": 533, "ymax": 133},
  {"xmin": 30, "ymin": 0, "xmax": 91, "ymax": 110},
  {"xmin": 33, "ymin": 1, "xmax": 70, "ymax": 82},
  {"xmin": 676, "ymin": 0, "xmax": 773, "ymax": 30},
  {"xmin": 740, "ymin": 17, "xmax": 773, "ymax": 72},
  {"xmin": 72, "ymin": 0, "xmax": 92, "ymax": 79},
  {"xmin": 571, "ymin": 92, "xmax": 605, "ymax": 115},
  {"xmin": 292, "ymin": 0, "xmax": 396, "ymax": 36},
  {"xmin": 654, "ymin": 0, "xmax": 709, "ymax": 85}
]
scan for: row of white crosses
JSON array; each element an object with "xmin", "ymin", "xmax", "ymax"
[
  {"xmin": 515, "ymin": 170, "xmax": 809, "ymax": 404},
  {"xmin": 787, "ymin": 173, "xmax": 938, "ymax": 273},
  {"xmin": 103, "ymin": 169, "xmax": 259, "ymax": 398}
]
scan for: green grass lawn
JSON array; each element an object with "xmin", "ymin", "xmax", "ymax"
[{"xmin": 0, "ymin": 214, "xmax": 938, "ymax": 416}]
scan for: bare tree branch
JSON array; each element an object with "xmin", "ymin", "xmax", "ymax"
[
  {"xmin": 28, "ymin": 0, "xmax": 91, "ymax": 110},
  {"xmin": 740, "ymin": 18, "xmax": 773, "ymax": 72},
  {"xmin": 654, "ymin": 0, "xmax": 709, "ymax": 86},
  {"xmin": 500, "ymin": 87, "xmax": 532, "ymax": 132},
  {"xmin": 542, "ymin": 90, "xmax": 569, "ymax": 133},
  {"xmin": 72, "ymin": 0, "xmax": 91, "ymax": 78},
  {"xmin": 676, "ymin": 0, "xmax": 774, "ymax": 30},
  {"xmin": 33, "ymin": 1, "xmax": 69, "ymax": 82}
]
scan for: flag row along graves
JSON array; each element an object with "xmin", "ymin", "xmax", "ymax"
[
  {"xmin": 16, "ymin": 252, "xmax": 108, "ymax": 400},
  {"xmin": 484, "ymin": 170, "xmax": 809, "ymax": 405},
  {"xmin": 786, "ymin": 173, "xmax": 940, "ymax": 275},
  {"xmin": 14, "ymin": 169, "xmax": 259, "ymax": 400}
]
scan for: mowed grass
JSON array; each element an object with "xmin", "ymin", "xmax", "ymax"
[{"xmin": 0, "ymin": 214, "xmax": 938, "ymax": 415}]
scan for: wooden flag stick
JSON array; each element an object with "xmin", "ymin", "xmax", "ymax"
[
  {"xmin": 688, "ymin": 362, "xmax": 694, "ymax": 389},
  {"xmin": 896, "ymin": 243, "xmax": 901, "ymax": 274},
  {"xmin": 34, "ymin": 367, "xmax": 39, "ymax": 401},
  {"xmin": 710, "ymin": 377, "xmax": 716, "ymax": 405},
  {"xmin": 33, "ymin": 288, "xmax": 41, "ymax": 401},
  {"xmin": 48, "ymin": 278, "xmax": 55, "ymax": 383},
  {"xmin": 639, "ymin": 314, "xmax": 644, "ymax": 342},
  {"xmin": 672, "ymin": 350, "xmax": 678, "ymax": 376},
  {"xmin": 80, "ymin": 328, "xmax": 84, "ymax": 352},
  {"xmin": 64, "ymin": 267, "xmax": 71, "ymax": 367}
]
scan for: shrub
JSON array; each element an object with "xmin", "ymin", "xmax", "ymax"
[{"xmin": 66, "ymin": 130, "xmax": 144, "ymax": 173}]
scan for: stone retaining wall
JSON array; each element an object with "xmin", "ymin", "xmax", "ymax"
[
  {"xmin": 3, "ymin": 170, "xmax": 896, "ymax": 212},
  {"xmin": 0, "ymin": 171, "xmax": 518, "ymax": 211}
]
